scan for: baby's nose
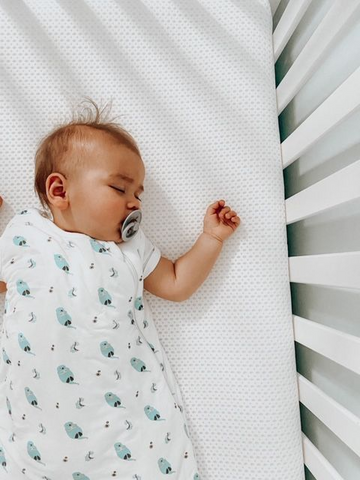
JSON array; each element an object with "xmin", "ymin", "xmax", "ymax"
[{"xmin": 127, "ymin": 201, "xmax": 141, "ymax": 210}]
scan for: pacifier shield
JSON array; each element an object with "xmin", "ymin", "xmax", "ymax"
[{"xmin": 121, "ymin": 210, "xmax": 142, "ymax": 241}]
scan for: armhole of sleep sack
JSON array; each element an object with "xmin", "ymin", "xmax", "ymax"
[
  {"xmin": 141, "ymin": 228, "xmax": 161, "ymax": 279},
  {"xmin": 0, "ymin": 234, "xmax": 4, "ymax": 283},
  {"xmin": 143, "ymin": 245, "xmax": 161, "ymax": 279}
]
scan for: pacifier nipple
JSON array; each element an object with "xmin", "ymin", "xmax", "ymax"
[{"xmin": 121, "ymin": 210, "xmax": 142, "ymax": 241}]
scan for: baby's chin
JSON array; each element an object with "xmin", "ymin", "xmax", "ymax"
[
  {"xmin": 93, "ymin": 229, "xmax": 123, "ymax": 243},
  {"xmin": 115, "ymin": 228, "xmax": 124, "ymax": 243}
]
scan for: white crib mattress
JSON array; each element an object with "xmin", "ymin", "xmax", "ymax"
[{"xmin": 0, "ymin": 0, "xmax": 304, "ymax": 478}]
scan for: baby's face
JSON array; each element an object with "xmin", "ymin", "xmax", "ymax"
[{"xmin": 49, "ymin": 135, "xmax": 145, "ymax": 243}]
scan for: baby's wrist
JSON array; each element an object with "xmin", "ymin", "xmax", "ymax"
[{"xmin": 202, "ymin": 231, "xmax": 224, "ymax": 245}]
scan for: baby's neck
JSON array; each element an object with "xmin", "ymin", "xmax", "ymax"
[{"xmin": 50, "ymin": 207, "xmax": 78, "ymax": 234}]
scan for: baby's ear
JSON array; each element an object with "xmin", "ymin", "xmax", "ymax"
[{"xmin": 46, "ymin": 173, "xmax": 69, "ymax": 210}]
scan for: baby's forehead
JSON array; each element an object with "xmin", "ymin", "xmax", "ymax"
[
  {"xmin": 72, "ymin": 128, "xmax": 116, "ymax": 152},
  {"xmin": 81, "ymin": 131, "xmax": 138, "ymax": 157},
  {"xmin": 72, "ymin": 137, "xmax": 128, "ymax": 165},
  {"xmin": 68, "ymin": 127, "xmax": 143, "ymax": 173}
]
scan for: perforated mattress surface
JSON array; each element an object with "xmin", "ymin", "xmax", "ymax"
[{"xmin": 0, "ymin": 0, "xmax": 304, "ymax": 478}]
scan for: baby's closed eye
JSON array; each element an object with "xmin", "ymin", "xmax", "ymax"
[{"xmin": 111, "ymin": 186, "xmax": 142, "ymax": 201}]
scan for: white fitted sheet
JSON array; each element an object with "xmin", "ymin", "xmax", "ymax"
[{"xmin": 0, "ymin": 1, "xmax": 304, "ymax": 478}]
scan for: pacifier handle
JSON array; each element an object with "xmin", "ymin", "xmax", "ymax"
[{"xmin": 121, "ymin": 210, "xmax": 142, "ymax": 242}]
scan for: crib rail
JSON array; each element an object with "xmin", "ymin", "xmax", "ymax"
[
  {"xmin": 271, "ymin": 0, "xmax": 360, "ymax": 478},
  {"xmin": 273, "ymin": 0, "xmax": 312, "ymax": 63},
  {"xmin": 288, "ymin": 252, "xmax": 360, "ymax": 289},
  {"xmin": 298, "ymin": 374, "xmax": 360, "ymax": 457},
  {"xmin": 302, "ymin": 433, "xmax": 344, "ymax": 480},
  {"xmin": 285, "ymin": 160, "xmax": 360, "ymax": 224},
  {"xmin": 281, "ymin": 66, "xmax": 360, "ymax": 169},
  {"xmin": 276, "ymin": 0, "xmax": 359, "ymax": 114},
  {"xmin": 293, "ymin": 316, "xmax": 360, "ymax": 376}
]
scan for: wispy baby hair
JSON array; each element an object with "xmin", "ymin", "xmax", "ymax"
[{"xmin": 34, "ymin": 96, "xmax": 141, "ymax": 213}]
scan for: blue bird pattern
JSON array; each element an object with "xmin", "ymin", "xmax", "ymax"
[{"xmin": 0, "ymin": 207, "xmax": 200, "ymax": 479}]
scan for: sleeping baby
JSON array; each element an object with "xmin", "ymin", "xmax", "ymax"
[{"xmin": 0, "ymin": 100, "xmax": 240, "ymax": 479}]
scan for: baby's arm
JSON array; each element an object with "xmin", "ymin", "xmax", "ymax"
[
  {"xmin": 144, "ymin": 233, "xmax": 223, "ymax": 302},
  {"xmin": 144, "ymin": 200, "xmax": 239, "ymax": 302},
  {"xmin": 0, "ymin": 195, "xmax": 6, "ymax": 293},
  {"xmin": 173, "ymin": 233, "xmax": 223, "ymax": 301}
]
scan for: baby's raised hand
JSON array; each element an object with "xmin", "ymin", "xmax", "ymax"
[{"xmin": 203, "ymin": 199, "xmax": 241, "ymax": 243}]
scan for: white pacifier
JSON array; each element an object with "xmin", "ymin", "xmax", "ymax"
[{"xmin": 121, "ymin": 210, "xmax": 142, "ymax": 242}]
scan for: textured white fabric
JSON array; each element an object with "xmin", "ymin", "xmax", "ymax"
[
  {"xmin": 0, "ymin": 207, "xmax": 199, "ymax": 478},
  {"xmin": 0, "ymin": 0, "xmax": 305, "ymax": 478}
]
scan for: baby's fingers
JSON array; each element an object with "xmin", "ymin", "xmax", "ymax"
[
  {"xmin": 219, "ymin": 206, "xmax": 231, "ymax": 218},
  {"xmin": 224, "ymin": 209, "xmax": 241, "ymax": 224},
  {"xmin": 207, "ymin": 200, "xmax": 225, "ymax": 215},
  {"xmin": 230, "ymin": 215, "xmax": 241, "ymax": 225},
  {"xmin": 224, "ymin": 209, "xmax": 236, "ymax": 219}
]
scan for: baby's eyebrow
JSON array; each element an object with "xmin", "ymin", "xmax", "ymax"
[{"xmin": 109, "ymin": 173, "xmax": 144, "ymax": 192}]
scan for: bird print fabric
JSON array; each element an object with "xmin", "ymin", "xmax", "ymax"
[{"xmin": 0, "ymin": 207, "xmax": 200, "ymax": 479}]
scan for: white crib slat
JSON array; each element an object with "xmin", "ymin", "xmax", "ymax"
[
  {"xmin": 269, "ymin": 0, "xmax": 282, "ymax": 17},
  {"xmin": 285, "ymin": 160, "xmax": 360, "ymax": 224},
  {"xmin": 302, "ymin": 433, "xmax": 345, "ymax": 480},
  {"xmin": 288, "ymin": 252, "xmax": 360, "ymax": 289},
  {"xmin": 298, "ymin": 374, "xmax": 360, "ymax": 457},
  {"xmin": 276, "ymin": 0, "xmax": 360, "ymax": 114},
  {"xmin": 281, "ymin": 65, "xmax": 360, "ymax": 169},
  {"xmin": 293, "ymin": 315, "xmax": 360, "ymax": 375},
  {"xmin": 273, "ymin": 0, "xmax": 312, "ymax": 63}
]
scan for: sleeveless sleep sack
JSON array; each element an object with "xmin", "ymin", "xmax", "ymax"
[{"xmin": 0, "ymin": 207, "xmax": 200, "ymax": 480}]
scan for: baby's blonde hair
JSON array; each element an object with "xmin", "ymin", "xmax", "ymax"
[{"xmin": 34, "ymin": 97, "xmax": 141, "ymax": 213}]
